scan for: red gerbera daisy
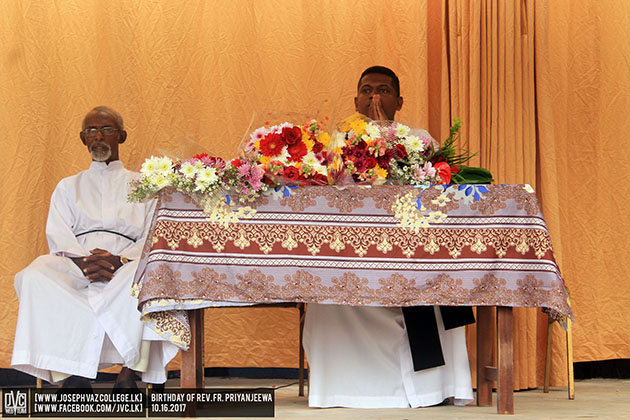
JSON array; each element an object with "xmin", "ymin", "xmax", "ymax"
[
  {"xmin": 259, "ymin": 133, "xmax": 285, "ymax": 157},
  {"xmin": 287, "ymin": 141, "xmax": 307, "ymax": 162}
]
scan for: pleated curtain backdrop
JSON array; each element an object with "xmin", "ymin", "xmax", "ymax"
[{"xmin": 432, "ymin": 0, "xmax": 542, "ymax": 390}]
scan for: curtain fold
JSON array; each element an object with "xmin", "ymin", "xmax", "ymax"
[{"xmin": 433, "ymin": 0, "xmax": 555, "ymax": 389}]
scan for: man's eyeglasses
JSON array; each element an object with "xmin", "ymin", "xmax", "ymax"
[{"xmin": 82, "ymin": 127, "xmax": 119, "ymax": 138}]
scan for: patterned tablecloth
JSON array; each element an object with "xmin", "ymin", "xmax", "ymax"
[{"xmin": 132, "ymin": 184, "xmax": 573, "ymax": 349}]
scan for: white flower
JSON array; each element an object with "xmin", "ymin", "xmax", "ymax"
[
  {"xmin": 366, "ymin": 123, "xmax": 381, "ymax": 138},
  {"xmin": 180, "ymin": 162, "xmax": 197, "ymax": 179},
  {"xmin": 156, "ymin": 157, "xmax": 173, "ymax": 175},
  {"xmin": 302, "ymin": 152, "xmax": 327, "ymax": 174},
  {"xmin": 193, "ymin": 160, "xmax": 205, "ymax": 170},
  {"xmin": 194, "ymin": 178, "xmax": 210, "ymax": 192},
  {"xmin": 140, "ymin": 156, "xmax": 160, "ymax": 175},
  {"xmin": 197, "ymin": 167, "xmax": 218, "ymax": 184},
  {"xmin": 404, "ymin": 135, "xmax": 424, "ymax": 152},
  {"xmin": 395, "ymin": 123, "xmax": 410, "ymax": 137},
  {"xmin": 150, "ymin": 173, "xmax": 170, "ymax": 189},
  {"xmin": 275, "ymin": 147, "xmax": 291, "ymax": 165}
]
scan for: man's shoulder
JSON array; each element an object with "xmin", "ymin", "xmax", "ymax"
[{"xmin": 55, "ymin": 167, "xmax": 91, "ymax": 188}]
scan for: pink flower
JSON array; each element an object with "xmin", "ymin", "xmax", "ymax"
[
  {"xmin": 423, "ymin": 162, "xmax": 437, "ymax": 178},
  {"xmin": 237, "ymin": 163, "xmax": 252, "ymax": 178}
]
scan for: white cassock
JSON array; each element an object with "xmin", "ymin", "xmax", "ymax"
[
  {"xmin": 303, "ymin": 304, "xmax": 474, "ymax": 408},
  {"xmin": 11, "ymin": 161, "xmax": 178, "ymax": 384}
]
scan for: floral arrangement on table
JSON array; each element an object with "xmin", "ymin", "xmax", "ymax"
[
  {"xmin": 328, "ymin": 113, "xmax": 493, "ymax": 186},
  {"xmin": 128, "ymin": 153, "xmax": 267, "ymax": 224},
  {"xmin": 242, "ymin": 119, "xmax": 332, "ymax": 186},
  {"xmin": 128, "ymin": 112, "xmax": 492, "ymax": 228},
  {"xmin": 327, "ymin": 113, "xmax": 493, "ymax": 230}
]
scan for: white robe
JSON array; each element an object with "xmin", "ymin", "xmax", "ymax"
[
  {"xmin": 303, "ymin": 304, "xmax": 474, "ymax": 408},
  {"xmin": 12, "ymin": 161, "xmax": 178, "ymax": 384}
]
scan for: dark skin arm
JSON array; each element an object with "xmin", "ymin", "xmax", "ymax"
[{"xmin": 71, "ymin": 248, "xmax": 123, "ymax": 282}]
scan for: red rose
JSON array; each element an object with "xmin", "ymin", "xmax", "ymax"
[
  {"xmin": 451, "ymin": 165, "xmax": 460, "ymax": 174},
  {"xmin": 312, "ymin": 141, "xmax": 324, "ymax": 154},
  {"xmin": 282, "ymin": 126, "xmax": 302, "ymax": 145},
  {"xmin": 231, "ymin": 158, "xmax": 243, "ymax": 167},
  {"xmin": 377, "ymin": 149, "xmax": 393, "ymax": 170},
  {"xmin": 287, "ymin": 141, "xmax": 308, "ymax": 162},
  {"xmin": 434, "ymin": 161, "xmax": 452, "ymax": 184},
  {"xmin": 311, "ymin": 173, "xmax": 329, "ymax": 185},
  {"xmin": 283, "ymin": 166, "xmax": 300, "ymax": 181},
  {"xmin": 260, "ymin": 133, "xmax": 285, "ymax": 156},
  {"xmin": 193, "ymin": 153, "xmax": 209, "ymax": 160},
  {"xmin": 393, "ymin": 144, "xmax": 408, "ymax": 160},
  {"xmin": 365, "ymin": 156, "xmax": 378, "ymax": 169}
]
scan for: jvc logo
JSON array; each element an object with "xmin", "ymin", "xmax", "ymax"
[{"xmin": 3, "ymin": 389, "xmax": 27, "ymax": 415}]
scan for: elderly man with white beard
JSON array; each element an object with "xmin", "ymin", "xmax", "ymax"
[{"xmin": 11, "ymin": 106, "xmax": 177, "ymax": 390}]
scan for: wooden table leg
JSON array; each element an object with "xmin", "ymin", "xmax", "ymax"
[
  {"xmin": 181, "ymin": 309, "xmax": 204, "ymax": 389},
  {"xmin": 497, "ymin": 307, "xmax": 514, "ymax": 414},
  {"xmin": 298, "ymin": 303, "xmax": 305, "ymax": 397},
  {"xmin": 476, "ymin": 306, "xmax": 494, "ymax": 407}
]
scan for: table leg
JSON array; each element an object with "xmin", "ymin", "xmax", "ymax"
[
  {"xmin": 497, "ymin": 306, "xmax": 514, "ymax": 414},
  {"xmin": 476, "ymin": 306, "xmax": 494, "ymax": 407},
  {"xmin": 181, "ymin": 309, "xmax": 204, "ymax": 389},
  {"xmin": 298, "ymin": 303, "xmax": 305, "ymax": 397}
]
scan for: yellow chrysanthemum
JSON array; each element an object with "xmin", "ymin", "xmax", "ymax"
[
  {"xmin": 350, "ymin": 118, "xmax": 367, "ymax": 134},
  {"xmin": 259, "ymin": 155, "xmax": 272, "ymax": 165},
  {"xmin": 317, "ymin": 131, "xmax": 331, "ymax": 147},
  {"xmin": 376, "ymin": 166, "xmax": 388, "ymax": 179},
  {"xmin": 302, "ymin": 136, "xmax": 315, "ymax": 151}
]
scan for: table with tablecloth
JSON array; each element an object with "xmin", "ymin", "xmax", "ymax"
[{"xmin": 132, "ymin": 184, "xmax": 573, "ymax": 414}]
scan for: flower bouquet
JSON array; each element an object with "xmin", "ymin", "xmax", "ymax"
[
  {"xmin": 241, "ymin": 117, "xmax": 332, "ymax": 186},
  {"xmin": 128, "ymin": 153, "xmax": 267, "ymax": 224},
  {"xmin": 328, "ymin": 113, "xmax": 493, "ymax": 186},
  {"xmin": 425, "ymin": 118, "xmax": 494, "ymax": 185},
  {"xmin": 328, "ymin": 113, "xmax": 442, "ymax": 185}
]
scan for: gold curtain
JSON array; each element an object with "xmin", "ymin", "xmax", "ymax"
[
  {"xmin": 431, "ymin": 0, "xmax": 542, "ymax": 390},
  {"xmin": 2, "ymin": 0, "xmax": 629, "ymax": 390},
  {"xmin": 534, "ymin": 0, "xmax": 630, "ymax": 373}
]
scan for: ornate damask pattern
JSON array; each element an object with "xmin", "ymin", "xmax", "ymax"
[
  {"xmin": 277, "ymin": 188, "xmax": 320, "ymax": 211},
  {"xmin": 139, "ymin": 267, "xmax": 572, "ymax": 319},
  {"xmin": 134, "ymin": 186, "xmax": 572, "ymax": 343},
  {"xmin": 420, "ymin": 187, "xmax": 462, "ymax": 213},
  {"xmin": 142, "ymin": 310, "xmax": 191, "ymax": 348},
  {"xmin": 467, "ymin": 184, "xmax": 541, "ymax": 216},
  {"xmin": 151, "ymin": 219, "xmax": 554, "ymax": 259},
  {"xmin": 320, "ymin": 187, "xmax": 371, "ymax": 213}
]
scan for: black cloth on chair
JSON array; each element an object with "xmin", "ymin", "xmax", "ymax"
[{"xmin": 402, "ymin": 306, "xmax": 476, "ymax": 372}]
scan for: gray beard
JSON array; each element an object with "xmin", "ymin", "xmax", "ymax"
[{"xmin": 89, "ymin": 141, "xmax": 112, "ymax": 162}]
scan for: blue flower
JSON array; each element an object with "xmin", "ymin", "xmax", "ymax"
[
  {"xmin": 460, "ymin": 185, "xmax": 489, "ymax": 201},
  {"xmin": 278, "ymin": 185, "xmax": 298, "ymax": 197}
]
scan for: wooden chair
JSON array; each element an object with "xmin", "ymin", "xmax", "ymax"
[
  {"xmin": 543, "ymin": 298, "xmax": 574, "ymax": 399},
  {"xmin": 183, "ymin": 303, "xmax": 306, "ymax": 396}
]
